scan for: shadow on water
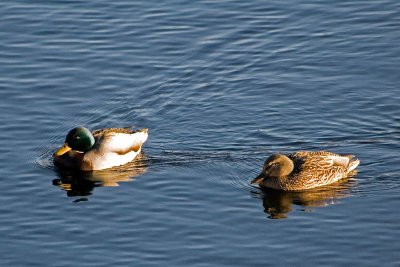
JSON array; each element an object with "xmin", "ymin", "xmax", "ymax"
[
  {"xmin": 251, "ymin": 178, "xmax": 357, "ymax": 219},
  {"xmin": 52, "ymin": 154, "xmax": 148, "ymax": 202},
  {"xmin": 50, "ymin": 149, "xmax": 237, "ymax": 202}
]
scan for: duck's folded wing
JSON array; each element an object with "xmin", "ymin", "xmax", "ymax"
[
  {"xmin": 99, "ymin": 131, "xmax": 148, "ymax": 155},
  {"xmin": 331, "ymin": 156, "xmax": 350, "ymax": 166}
]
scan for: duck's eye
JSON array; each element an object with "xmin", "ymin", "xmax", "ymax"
[
  {"xmin": 264, "ymin": 163, "xmax": 275, "ymax": 171},
  {"xmin": 268, "ymin": 163, "xmax": 278, "ymax": 169}
]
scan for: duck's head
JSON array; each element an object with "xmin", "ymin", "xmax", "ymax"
[
  {"xmin": 54, "ymin": 127, "xmax": 95, "ymax": 156},
  {"xmin": 251, "ymin": 154, "xmax": 294, "ymax": 185}
]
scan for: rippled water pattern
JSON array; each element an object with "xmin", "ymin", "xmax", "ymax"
[{"xmin": 1, "ymin": 1, "xmax": 400, "ymax": 266}]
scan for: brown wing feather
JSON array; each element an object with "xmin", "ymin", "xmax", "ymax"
[
  {"xmin": 287, "ymin": 151, "xmax": 348, "ymax": 190},
  {"xmin": 92, "ymin": 127, "xmax": 136, "ymax": 137},
  {"xmin": 115, "ymin": 144, "xmax": 142, "ymax": 155}
]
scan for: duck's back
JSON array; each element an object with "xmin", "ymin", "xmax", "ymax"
[{"xmin": 284, "ymin": 151, "xmax": 358, "ymax": 190}]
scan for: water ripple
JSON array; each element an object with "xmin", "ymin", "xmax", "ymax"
[{"xmin": 1, "ymin": 0, "xmax": 400, "ymax": 265}]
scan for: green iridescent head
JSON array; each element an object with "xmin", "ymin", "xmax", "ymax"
[
  {"xmin": 65, "ymin": 126, "xmax": 95, "ymax": 152},
  {"xmin": 54, "ymin": 127, "xmax": 95, "ymax": 156}
]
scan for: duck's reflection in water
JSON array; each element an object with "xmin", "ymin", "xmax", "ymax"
[
  {"xmin": 251, "ymin": 178, "xmax": 356, "ymax": 219},
  {"xmin": 52, "ymin": 154, "xmax": 148, "ymax": 201}
]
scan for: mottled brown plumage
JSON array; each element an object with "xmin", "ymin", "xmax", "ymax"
[
  {"xmin": 251, "ymin": 151, "xmax": 360, "ymax": 191},
  {"xmin": 92, "ymin": 127, "xmax": 138, "ymax": 136}
]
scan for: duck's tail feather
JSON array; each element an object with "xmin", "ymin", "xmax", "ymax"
[
  {"xmin": 347, "ymin": 157, "xmax": 360, "ymax": 172},
  {"xmin": 332, "ymin": 154, "xmax": 360, "ymax": 172}
]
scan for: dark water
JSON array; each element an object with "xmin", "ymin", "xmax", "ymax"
[{"xmin": 1, "ymin": 0, "xmax": 400, "ymax": 266}]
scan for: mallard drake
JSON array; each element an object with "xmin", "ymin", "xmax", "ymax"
[
  {"xmin": 53, "ymin": 126, "xmax": 148, "ymax": 171},
  {"xmin": 251, "ymin": 151, "xmax": 359, "ymax": 191}
]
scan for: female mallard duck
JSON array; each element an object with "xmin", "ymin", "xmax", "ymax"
[
  {"xmin": 251, "ymin": 151, "xmax": 359, "ymax": 191},
  {"xmin": 53, "ymin": 126, "xmax": 148, "ymax": 171}
]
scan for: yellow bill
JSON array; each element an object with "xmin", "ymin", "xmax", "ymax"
[{"xmin": 54, "ymin": 143, "xmax": 72, "ymax": 156}]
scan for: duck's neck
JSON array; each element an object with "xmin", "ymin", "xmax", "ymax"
[
  {"xmin": 280, "ymin": 157, "xmax": 294, "ymax": 177},
  {"xmin": 270, "ymin": 155, "xmax": 294, "ymax": 178},
  {"xmin": 264, "ymin": 176, "xmax": 289, "ymax": 190}
]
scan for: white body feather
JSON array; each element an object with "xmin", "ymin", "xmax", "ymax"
[{"xmin": 83, "ymin": 130, "xmax": 148, "ymax": 171}]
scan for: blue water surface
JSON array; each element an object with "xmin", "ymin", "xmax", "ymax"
[{"xmin": 0, "ymin": 1, "xmax": 399, "ymax": 266}]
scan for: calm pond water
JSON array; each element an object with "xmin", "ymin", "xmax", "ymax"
[{"xmin": 1, "ymin": 0, "xmax": 399, "ymax": 266}]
